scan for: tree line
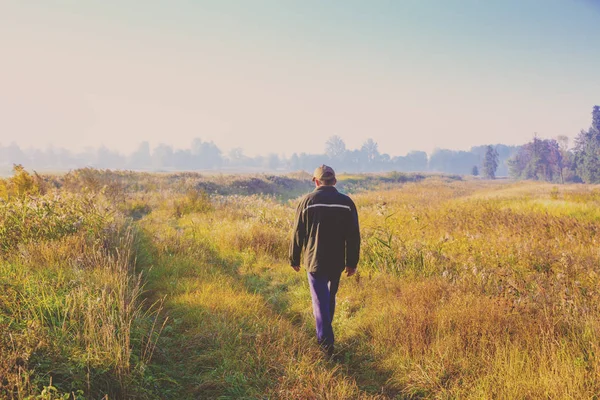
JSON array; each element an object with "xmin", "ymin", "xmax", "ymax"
[
  {"xmin": 0, "ymin": 138, "xmax": 516, "ymax": 176},
  {"xmin": 507, "ymin": 106, "xmax": 600, "ymax": 183},
  {"xmin": 1, "ymin": 106, "xmax": 598, "ymax": 182}
]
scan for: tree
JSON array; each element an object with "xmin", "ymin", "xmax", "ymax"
[
  {"xmin": 227, "ymin": 148, "xmax": 247, "ymax": 167},
  {"xmin": 593, "ymin": 105, "xmax": 600, "ymax": 132},
  {"xmin": 266, "ymin": 153, "xmax": 280, "ymax": 170},
  {"xmin": 152, "ymin": 143, "xmax": 174, "ymax": 170},
  {"xmin": 557, "ymin": 135, "xmax": 569, "ymax": 153},
  {"xmin": 361, "ymin": 139, "xmax": 380, "ymax": 166},
  {"xmin": 471, "ymin": 165, "xmax": 479, "ymax": 176},
  {"xmin": 189, "ymin": 139, "xmax": 223, "ymax": 169},
  {"xmin": 199, "ymin": 141, "xmax": 223, "ymax": 169},
  {"xmin": 325, "ymin": 136, "xmax": 346, "ymax": 161},
  {"xmin": 483, "ymin": 145, "xmax": 499, "ymax": 179},
  {"xmin": 573, "ymin": 106, "xmax": 600, "ymax": 183},
  {"xmin": 190, "ymin": 138, "xmax": 203, "ymax": 156},
  {"xmin": 556, "ymin": 135, "xmax": 575, "ymax": 183},
  {"xmin": 96, "ymin": 146, "xmax": 126, "ymax": 169},
  {"xmin": 471, "ymin": 144, "xmax": 521, "ymax": 176},
  {"xmin": 508, "ymin": 138, "xmax": 564, "ymax": 182},
  {"xmin": 429, "ymin": 149, "xmax": 479, "ymax": 174},
  {"xmin": 289, "ymin": 153, "xmax": 300, "ymax": 170},
  {"xmin": 540, "ymin": 139, "xmax": 563, "ymax": 182},
  {"xmin": 229, "ymin": 148, "xmax": 244, "ymax": 160},
  {"xmin": 172, "ymin": 149, "xmax": 193, "ymax": 169},
  {"xmin": 2, "ymin": 143, "xmax": 27, "ymax": 166},
  {"xmin": 129, "ymin": 141, "xmax": 152, "ymax": 169},
  {"xmin": 403, "ymin": 151, "xmax": 428, "ymax": 172}
]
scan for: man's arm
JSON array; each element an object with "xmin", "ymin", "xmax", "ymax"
[
  {"xmin": 289, "ymin": 200, "xmax": 306, "ymax": 271},
  {"xmin": 345, "ymin": 199, "xmax": 360, "ymax": 274}
]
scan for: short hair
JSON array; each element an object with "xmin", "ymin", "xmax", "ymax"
[{"xmin": 319, "ymin": 177, "xmax": 336, "ymax": 186}]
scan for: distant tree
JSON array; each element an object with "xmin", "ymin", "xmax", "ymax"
[
  {"xmin": 152, "ymin": 143, "xmax": 174, "ymax": 170},
  {"xmin": 345, "ymin": 149, "xmax": 364, "ymax": 172},
  {"xmin": 573, "ymin": 106, "xmax": 600, "ymax": 183},
  {"xmin": 471, "ymin": 165, "xmax": 479, "ymax": 176},
  {"xmin": 227, "ymin": 147, "xmax": 247, "ymax": 167},
  {"xmin": 508, "ymin": 138, "xmax": 563, "ymax": 182},
  {"xmin": 266, "ymin": 153, "xmax": 280, "ymax": 170},
  {"xmin": 250, "ymin": 155, "xmax": 264, "ymax": 168},
  {"xmin": 129, "ymin": 141, "xmax": 152, "ymax": 169},
  {"xmin": 229, "ymin": 147, "xmax": 244, "ymax": 161},
  {"xmin": 190, "ymin": 138, "xmax": 203, "ymax": 156},
  {"xmin": 361, "ymin": 138, "xmax": 380, "ymax": 166},
  {"xmin": 555, "ymin": 135, "xmax": 571, "ymax": 183},
  {"xmin": 295, "ymin": 152, "xmax": 328, "ymax": 171},
  {"xmin": 428, "ymin": 149, "xmax": 478, "ymax": 174},
  {"xmin": 593, "ymin": 105, "xmax": 600, "ymax": 132},
  {"xmin": 96, "ymin": 146, "xmax": 126, "ymax": 169},
  {"xmin": 200, "ymin": 141, "xmax": 223, "ymax": 169},
  {"xmin": 325, "ymin": 136, "xmax": 346, "ymax": 161},
  {"xmin": 483, "ymin": 145, "xmax": 499, "ymax": 179},
  {"xmin": 188, "ymin": 139, "xmax": 222, "ymax": 169},
  {"xmin": 30, "ymin": 145, "xmax": 74, "ymax": 170},
  {"xmin": 403, "ymin": 151, "xmax": 428, "ymax": 172},
  {"xmin": 557, "ymin": 135, "xmax": 569, "ymax": 152},
  {"xmin": 471, "ymin": 144, "xmax": 520, "ymax": 176},
  {"xmin": 289, "ymin": 153, "xmax": 300, "ymax": 170},
  {"xmin": 2, "ymin": 143, "xmax": 27, "ymax": 166},
  {"xmin": 539, "ymin": 139, "xmax": 563, "ymax": 181},
  {"xmin": 173, "ymin": 149, "xmax": 193, "ymax": 169}
]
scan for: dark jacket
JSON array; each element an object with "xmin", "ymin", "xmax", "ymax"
[{"xmin": 289, "ymin": 185, "xmax": 360, "ymax": 275}]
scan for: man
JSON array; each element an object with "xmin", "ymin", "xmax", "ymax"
[{"xmin": 289, "ymin": 165, "xmax": 360, "ymax": 357}]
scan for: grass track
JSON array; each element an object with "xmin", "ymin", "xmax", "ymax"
[{"xmin": 137, "ymin": 210, "xmax": 389, "ymax": 399}]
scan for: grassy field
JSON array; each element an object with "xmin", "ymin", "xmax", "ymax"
[{"xmin": 1, "ymin": 168, "xmax": 600, "ymax": 399}]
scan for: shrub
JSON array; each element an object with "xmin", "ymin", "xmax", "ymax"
[
  {"xmin": 173, "ymin": 189, "xmax": 212, "ymax": 217},
  {"xmin": 0, "ymin": 193, "xmax": 106, "ymax": 255}
]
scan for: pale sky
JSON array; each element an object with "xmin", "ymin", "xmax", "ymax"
[{"xmin": 1, "ymin": 0, "xmax": 599, "ymax": 157}]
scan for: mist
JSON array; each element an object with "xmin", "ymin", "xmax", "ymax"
[{"xmin": 0, "ymin": 135, "xmax": 523, "ymax": 178}]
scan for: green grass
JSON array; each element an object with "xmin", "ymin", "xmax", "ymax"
[{"xmin": 2, "ymin": 169, "xmax": 600, "ymax": 398}]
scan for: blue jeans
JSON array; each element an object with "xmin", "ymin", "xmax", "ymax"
[{"xmin": 307, "ymin": 271, "xmax": 342, "ymax": 348}]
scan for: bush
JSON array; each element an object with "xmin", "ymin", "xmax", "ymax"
[
  {"xmin": 173, "ymin": 189, "xmax": 212, "ymax": 217},
  {"xmin": 0, "ymin": 193, "xmax": 106, "ymax": 255}
]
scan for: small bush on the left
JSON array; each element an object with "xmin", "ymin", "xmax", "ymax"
[{"xmin": 0, "ymin": 164, "xmax": 44, "ymax": 200}]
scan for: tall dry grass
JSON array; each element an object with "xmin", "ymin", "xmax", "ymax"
[
  {"xmin": 148, "ymin": 178, "xmax": 600, "ymax": 398},
  {"xmin": 0, "ymin": 170, "xmax": 164, "ymax": 399},
  {"xmin": 4, "ymin": 167, "xmax": 600, "ymax": 398}
]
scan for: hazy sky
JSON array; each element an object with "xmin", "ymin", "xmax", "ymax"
[{"xmin": 1, "ymin": 0, "xmax": 599, "ymax": 157}]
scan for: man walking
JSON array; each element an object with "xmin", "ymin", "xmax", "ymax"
[{"xmin": 289, "ymin": 165, "xmax": 360, "ymax": 357}]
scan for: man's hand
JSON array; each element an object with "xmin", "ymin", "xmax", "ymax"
[
  {"xmin": 345, "ymin": 266, "xmax": 357, "ymax": 277},
  {"xmin": 291, "ymin": 265, "xmax": 300, "ymax": 272}
]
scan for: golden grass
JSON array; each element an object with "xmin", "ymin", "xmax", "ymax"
[
  {"xmin": 129, "ymin": 176, "xmax": 600, "ymax": 398},
  {"xmin": 0, "ymin": 192, "xmax": 161, "ymax": 398},
  {"xmin": 138, "ymin": 211, "xmax": 379, "ymax": 399},
  {"xmin": 3, "ymin": 170, "xmax": 600, "ymax": 398}
]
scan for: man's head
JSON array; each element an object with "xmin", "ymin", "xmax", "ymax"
[{"xmin": 313, "ymin": 164, "xmax": 336, "ymax": 186}]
